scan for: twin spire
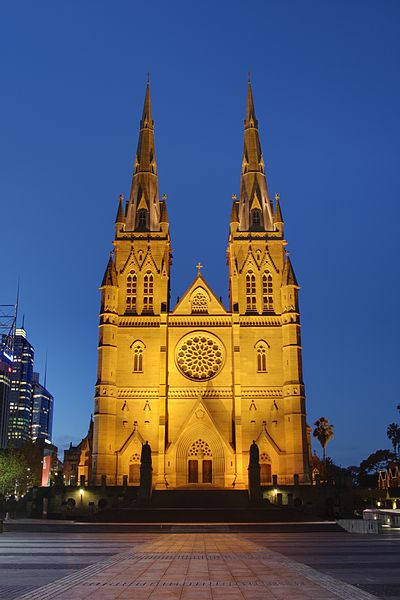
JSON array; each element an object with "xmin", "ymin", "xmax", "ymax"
[{"xmin": 121, "ymin": 80, "xmax": 277, "ymax": 234}]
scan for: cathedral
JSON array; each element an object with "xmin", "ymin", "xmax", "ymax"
[{"xmin": 92, "ymin": 82, "xmax": 311, "ymax": 489}]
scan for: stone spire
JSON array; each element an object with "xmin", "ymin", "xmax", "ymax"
[
  {"xmin": 125, "ymin": 82, "xmax": 160, "ymax": 231},
  {"xmin": 282, "ymin": 254, "xmax": 298, "ymax": 287},
  {"xmin": 101, "ymin": 253, "xmax": 117, "ymax": 287},
  {"xmin": 115, "ymin": 194, "xmax": 125, "ymax": 225},
  {"xmin": 238, "ymin": 82, "xmax": 274, "ymax": 232}
]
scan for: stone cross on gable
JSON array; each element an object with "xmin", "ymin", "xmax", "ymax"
[{"xmin": 196, "ymin": 262, "xmax": 203, "ymax": 276}]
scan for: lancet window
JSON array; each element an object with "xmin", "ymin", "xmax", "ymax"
[
  {"xmin": 137, "ymin": 209, "xmax": 147, "ymax": 230},
  {"xmin": 126, "ymin": 271, "xmax": 137, "ymax": 312},
  {"xmin": 246, "ymin": 271, "xmax": 257, "ymax": 312},
  {"xmin": 251, "ymin": 209, "xmax": 262, "ymax": 229},
  {"xmin": 132, "ymin": 341, "xmax": 145, "ymax": 372},
  {"xmin": 262, "ymin": 271, "xmax": 273, "ymax": 312},
  {"xmin": 143, "ymin": 271, "xmax": 154, "ymax": 313},
  {"xmin": 255, "ymin": 341, "xmax": 268, "ymax": 372},
  {"xmin": 191, "ymin": 291, "xmax": 208, "ymax": 314}
]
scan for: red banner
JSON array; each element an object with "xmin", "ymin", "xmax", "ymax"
[{"xmin": 41, "ymin": 453, "xmax": 51, "ymax": 487}]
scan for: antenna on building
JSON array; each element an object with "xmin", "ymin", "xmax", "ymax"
[
  {"xmin": 44, "ymin": 350, "xmax": 48, "ymax": 389},
  {"xmin": 16, "ymin": 279, "xmax": 20, "ymax": 320}
]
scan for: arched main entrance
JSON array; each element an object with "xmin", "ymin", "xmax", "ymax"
[
  {"xmin": 174, "ymin": 422, "xmax": 226, "ymax": 487},
  {"xmin": 188, "ymin": 439, "xmax": 213, "ymax": 484}
]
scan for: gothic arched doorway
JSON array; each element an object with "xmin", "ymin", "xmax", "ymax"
[
  {"xmin": 260, "ymin": 452, "xmax": 272, "ymax": 484},
  {"xmin": 188, "ymin": 439, "xmax": 213, "ymax": 484}
]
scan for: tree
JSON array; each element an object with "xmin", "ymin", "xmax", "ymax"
[
  {"xmin": 358, "ymin": 449, "xmax": 396, "ymax": 487},
  {"xmin": 387, "ymin": 423, "xmax": 400, "ymax": 459},
  {"xmin": 0, "ymin": 449, "xmax": 27, "ymax": 495},
  {"xmin": 313, "ymin": 417, "xmax": 334, "ymax": 472}
]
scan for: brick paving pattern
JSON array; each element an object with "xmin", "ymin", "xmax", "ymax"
[{"xmin": 1, "ymin": 528, "xmax": 400, "ymax": 600}]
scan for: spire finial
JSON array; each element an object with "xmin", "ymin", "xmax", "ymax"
[
  {"xmin": 245, "ymin": 77, "xmax": 257, "ymax": 129},
  {"xmin": 120, "ymin": 193, "xmax": 124, "ymax": 202},
  {"xmin": 275, "ymin": 193, "xmax": 280, "ymax": 202},
  {"xmin": 162, "ymin": 193, "xmax": 167, "ymax": 200},
  {"xmin": 232, "ymin": 193, "xmax": 237, "ymax": 200},
  {"xmin": 146, "ymin": 71, "xmax": 150, "ymax": 84},
  {"xmin": 196, "ymin": 262, "xmax": 203, "ymax": 276},
  {"xmin": 247, "ymin": 70, "xmax": 252, "ymax": 83}
]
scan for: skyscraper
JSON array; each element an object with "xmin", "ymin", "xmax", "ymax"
[
  {"xmin": 0, "ymin": 342, "xmax": 13, "ymax": 448},
  {"xmin": 7, "ymin": 327, "xmax": 34, "ymax": 446},
  {"xmin": 31, "ymin": 372, "xmax": 54, "ymax": 441},
  {"xmin": 0, "ymin": 303, "xmax": 17, "ymax": 448},
  {"xmin": 92, "ymin": 83, "xmax": 310, "ymax": 488},
  {"xmin": 6, "ymin": 327, "xmax": 54, "ymax": 448}
]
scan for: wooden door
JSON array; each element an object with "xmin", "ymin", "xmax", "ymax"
[
  {"xmin": 129, "ymin": 463, "xmax": 140, "ymax": 484},
  {"xmin": 260, "ymin": 463, "xmax": 272, "ymax": 484},
  {"xmin": 188, "ymin": 460, "xmax": 198, "ymax": 483},
  {"xmin": 202, "ymin": 460, "xmax": 212, "ymax": 483}
]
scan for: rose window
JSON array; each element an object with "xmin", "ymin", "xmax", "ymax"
[
  {"xmin": 176, "ymin": 332, "xmax": 225, "ymax": 380},
  {"xmin": 260, "ymin": 452, "xmax": 271, "ymax": 463},
  {"xmin": 188, "ymin": 439, "xmax": 212, "ymax": 457}
]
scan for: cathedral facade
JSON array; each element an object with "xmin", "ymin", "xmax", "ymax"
[{"xmin": 92, "ymin": 83, "xmax": 311, "ymax": 488}]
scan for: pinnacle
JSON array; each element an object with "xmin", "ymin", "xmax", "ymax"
[
  {"xmin": 101, "ymin": 254, "xmax": 117, "ymax": 287},
  {"xmin": 140, "ymin": 82, "xmax": 154, "ymax": 130},
  {"xmin": 283, "ymin": 254, "xmax": 298, "ymax": 286},
  {"xmin": 115, "ymin": 194, "xmax": 125, "ymax": 224},
  {"xmin": 245, "ymin": 81, "xmax": 258, "ymax": 129}
]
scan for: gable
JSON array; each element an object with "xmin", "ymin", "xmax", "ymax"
[{"xmin": 173, "ymin": 275, "xmax": 227, "ymax": 315}]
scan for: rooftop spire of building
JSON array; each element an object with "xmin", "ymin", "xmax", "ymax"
[
  {"xmin": 115, "ymin": 194, "xmax": 125, "ymax": 225},
  {"xmin": 101, "ymin": 253, "xmax": 117, "ymax": 287},
  {"xmin": 125, "ymin": 81, "xmax": 161, "ymax": 232},
  {"xmin": 282, "ymin": 252, "xmax": 299, "ymax": 286},
  {"xmin": 238, "ymin": 82, "xmax": 274, "ymax": 232}
]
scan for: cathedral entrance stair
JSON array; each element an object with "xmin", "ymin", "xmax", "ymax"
[
  {"xmin": 150, "ymin": 489, "xmax": 250, "ymax": 509},
  {"xmin": 87, "ymin": 489, "xmax": 326, "ymax": 523}
]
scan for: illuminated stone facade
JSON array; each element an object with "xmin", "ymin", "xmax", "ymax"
[{"xmin": 92, "ymin": 83, "xmax": 311, "ymax": 488}]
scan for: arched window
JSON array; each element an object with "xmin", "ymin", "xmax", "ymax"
[
  {"xmin": 262, "ymin": 271, "xmax": 273, "ymax": 312},
  {"xmin": 132, "ymin": 341, "xmax": 145, "ymax": 372},
  {"xmin": 191, "ymin": 291, "xmax": 208, "ymax": 314},
  {"xmin": 143, "ymin": 271, "xmax": 153, "ymax": 313},
  {"xmin": 255, "ymin": 341, "xmax": 269, "ymax": 372},
  {"xmin": 137, "ymin": 209, "xmax": 147, "ymax": 230},
  {"xmin": 246, "ymin": 271, "xmax": 257, "ymax": 312},
  {"xmin": 126, "ymin": 271, "xmax": 137, "ymax": 312},
  {"xmin": 251, "ymin": 209, "xmax": 262, "ymax": 229}
]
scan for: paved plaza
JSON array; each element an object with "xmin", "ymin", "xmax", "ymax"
[{"xmin": 0, "ymin": 526, "xmax": 399, "ymax": 600}]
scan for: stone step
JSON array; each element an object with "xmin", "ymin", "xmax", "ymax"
[
  {"xmin": 151, "ymin": 488, "xmax": 250, "ymax": 508},
  {"xmin": 88, "ymin": 506, "xmax": 324, "ymax": 523}
]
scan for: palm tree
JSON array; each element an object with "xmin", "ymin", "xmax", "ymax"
[
  {"xmin": 313, "ymin": 418, "xmax": 334, "ymax": 474},
  {"xmin": 387, "ymin": 423, "xmax": 400, "ymax": 460}
]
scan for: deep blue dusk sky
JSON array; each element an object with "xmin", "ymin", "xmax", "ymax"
[{"xmin": 1, "ymin": 1, "xmax": 399, "ymax": 466}]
